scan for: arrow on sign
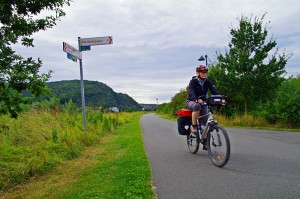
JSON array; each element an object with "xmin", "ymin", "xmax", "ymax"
[
  {"xmin": 63, "ymin": 42, "xmax": 82, "ymax": 59},
  {"xmin": 79, "ymin": 36, "xmax": 113, "ymax": 46}
]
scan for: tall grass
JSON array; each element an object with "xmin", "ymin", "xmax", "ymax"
[
  {"xmin": 214, "ymin": 113, "xmax": 297, "ymax": 130},
  {"xmin": 0, "ymin": 105, "xmax": 132, "ymax": 191},
  {"xmin": 157, "ymin": 112, "xmax": 298, "ymax": 131},
  {"xmin": 0, "ymin": 112, "xmax": 155, "ymax": 199},
  {"xmin": 213, "ymin": 114, "xmax": 267, "ymax": 127}
]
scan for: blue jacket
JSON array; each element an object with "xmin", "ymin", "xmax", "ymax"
[{"xmin": 187, "ymin": 77, "xmax": 219, "ymax": 101}]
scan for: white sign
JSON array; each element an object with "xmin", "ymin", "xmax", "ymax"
[
  {"xmin": 63, "ymin": 42, "xmax": 82, "ymax": 59},
  {"xmin": 79, "ymin": 36, "xmax": 113, "ymax": 46}
]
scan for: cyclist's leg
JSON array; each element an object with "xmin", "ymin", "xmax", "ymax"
[
  {"xmin": 186, "ymin": 101, "xmax": 201, "ymax": 133},
  {"xmin": 199, "ymin": 104, "xmax": 209, "ymax": 150},
  {"xmin": 200, "ymin": 104, "xmax": 208, "ymax": 125},
  {"xmin": 186, "ymin": 101, "xmax": 201, "ymax": 153},
  {"xmin": 192, "ymin": 111, "xmax": 199, "ymax": 127}
]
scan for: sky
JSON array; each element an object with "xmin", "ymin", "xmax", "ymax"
[{"xmin": 13, "ymin": 0, "xmax": 300, "ymax": 104}]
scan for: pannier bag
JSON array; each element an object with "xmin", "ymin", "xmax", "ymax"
[
  {"xmin": 177, "ymin": 117, "xmax": 192, "ymax": 135},
  {"xmin": 176, "ymin": 109, "xmax": 192, "ymax": 117},
  {"xmin": 176, "ymin": 109, "xmax": 192, "ymax": 135},
  {"xmin": 207, "ymin": 95, "xmax": 226, "ymax": 106}
]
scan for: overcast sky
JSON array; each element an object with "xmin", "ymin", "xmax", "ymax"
[{"xmin": 14, "ymin": 0, "xmax": 300, "ymax": 104}]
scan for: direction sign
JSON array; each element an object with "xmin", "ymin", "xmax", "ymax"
[
  {"xmin": 67, "ymin": 53, "xmax": 77, "ymax": 62},
  {"xmin": 63, "ymin": 42, "xmax": 82, "ymax": 59},
  {"xmin": 79, "ymin": 36, "xmax": 113, "ymax": 46},
  {"xmin": 80, "ymin": 45, "xmax": 91, "ymax": 51}
]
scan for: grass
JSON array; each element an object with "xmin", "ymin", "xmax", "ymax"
[
  {"xmin": 0, "ymin": 110, "xmax": 95, "ymax": 191},
  {"xmin": 2, "ymin": 107, "xmax": 297, "ymax": 198},
  {"xmin": 0, "ymin": 107, "xmax": 156, "ymax": 198},
  {"xmin": 156, "ymin": 112, "xmax": 300, "ymax": 131},
  {"xmin": 0, "ymin": 112, "xmax": 156, "ymax": 198}
]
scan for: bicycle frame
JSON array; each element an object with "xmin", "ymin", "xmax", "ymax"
[{"xmin": 196, "ymin": 103, "xmax": 217, "ymax": 142}]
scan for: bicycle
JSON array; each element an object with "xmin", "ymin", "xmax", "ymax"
[{"xmin": 186, "ymin": 95, "xmax": 230, "ymax": 167}]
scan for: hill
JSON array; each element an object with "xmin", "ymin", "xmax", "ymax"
[{"xmin": 42, "ymin": 80, "xmax": 141, "ymax": 111}]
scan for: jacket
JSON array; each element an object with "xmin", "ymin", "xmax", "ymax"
[{"xmin": 187, "ymin": 77, "xmax": 219, "ymax": 102}]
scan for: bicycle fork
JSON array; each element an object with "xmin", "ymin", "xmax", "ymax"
[{"xmin": 211, "ymin": 132, "xmax": 222, "ymax": 147}]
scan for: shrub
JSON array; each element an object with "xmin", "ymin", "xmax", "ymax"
[{"xmin": 256, "ymin": 76, "xmax": 300, "ymax": 127}]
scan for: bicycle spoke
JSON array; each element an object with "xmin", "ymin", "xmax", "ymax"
[
  {"xmin": 207, "ymin": 125, "xmax": 230, "ymax": 167},
  {"xmin": 187, "ymin": 135, "xmax": 199, "ymax": 154}
]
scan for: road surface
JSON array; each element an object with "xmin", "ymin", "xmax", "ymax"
[{"xmin": 141, "ymin": 114, "xmax": 300, "ymax": 199}]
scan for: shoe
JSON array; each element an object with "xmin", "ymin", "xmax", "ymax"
[{"xmin": 190, "ymin": 125, "xmax": 197, "ymax": 133}]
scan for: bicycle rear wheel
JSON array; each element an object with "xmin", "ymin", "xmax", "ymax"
[
  {"xmin": 186, "ymin": 134, "xmax": 199, "ymax": 154},
  {"xmin": 207, "ymin": 125, "xmax": 230, "ymax": 167}
]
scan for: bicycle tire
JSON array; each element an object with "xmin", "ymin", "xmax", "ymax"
[
  {"xmin": 207, "ymin": 125, "xmax": 230, "ymax": 167},
  {"xmin": 186, "ymin": 134, "xmax": 199, "ymax": 154}
]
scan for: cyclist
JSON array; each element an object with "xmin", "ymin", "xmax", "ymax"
[{"xmin": 186, "ymin": 65, "xmax": 220, "ymax": 139}]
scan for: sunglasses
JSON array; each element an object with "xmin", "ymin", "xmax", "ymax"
[{"xmin": 200, "ymin": 71, "xmax": 207, "ymax": 74}]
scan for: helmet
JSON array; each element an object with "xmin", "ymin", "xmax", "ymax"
[{"xmin": 196, "ymin": 65, "xmax": 208, "ymax": 72}]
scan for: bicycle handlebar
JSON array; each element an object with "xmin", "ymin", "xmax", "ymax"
[{"xmin": 198, "ymin": 95, "xmax": 227, "ymax": 106}]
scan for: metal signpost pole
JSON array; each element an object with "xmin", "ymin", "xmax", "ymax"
[
  {"xmin": 78, "ymin": 37, "xmax": 87, "ymax": 135},
  {"xmin": 63, "ymin": 36, "xmax": 112, "ymax": 135}
]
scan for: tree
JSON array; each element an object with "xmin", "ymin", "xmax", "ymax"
[
  {"xmin": 0, "ymin": 0, "xmax": 71, "ymax": 117},
  {"xmin": 211, "ymin": 14, "xmax": 292, "ymax": 114},
  {"xmin": 156, "ymin": 88, "xmax": 188, "ymax": 115}
]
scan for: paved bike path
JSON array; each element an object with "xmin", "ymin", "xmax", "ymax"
[{"xmin": 141, "ymin": 113, "xmax": 300, "ymax": 199}]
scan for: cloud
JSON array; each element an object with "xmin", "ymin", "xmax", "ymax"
[{"xmin": 11, "ymin": 0, "xmax": 300, "ymax": 104}]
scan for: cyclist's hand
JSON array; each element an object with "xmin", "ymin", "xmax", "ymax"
[{"xmin": 197, "ymin": 99, "xmax": 203, "ymax": 104}]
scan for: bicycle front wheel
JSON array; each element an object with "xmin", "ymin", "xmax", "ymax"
[
  {"xmin": 186, "ymin": 134, "xmax": 199, "ymax": 154},
  {"xmin": 207, "ymin": 125, "xmax": 230, "ymax": 167}
]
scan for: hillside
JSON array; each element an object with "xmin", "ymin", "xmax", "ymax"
[{"xmin": 42, "ymin": 80, "xmax": 141, "ymax": 111}]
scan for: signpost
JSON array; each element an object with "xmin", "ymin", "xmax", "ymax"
[
  {"xmin": 79, "ymin": 36, "xmax": 113, "ymax": 46},
  {"xmin": 63, "ymin": 42, "xmax": 82, "ymax": 59},
  {"xmin": 62, "ymin": 36, "xmax": 113, "ymax": 135}
]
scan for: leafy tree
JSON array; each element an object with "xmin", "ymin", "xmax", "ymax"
[
  {"xmin": 169, "ymin": 88, "xmax": 188, "ymax": 113},
  {"xmin": 258, "ymin": 75, "xmax": 300, "ymax": 127},
  {"xmin": 210, "ymin": 14, "xmax": 292, "ymax": 114},
  {"xmin": 157, "ymin": 88, "xmax": 187, "ymax": 115},
  {"xmin": 0, "ymin": 0, "xmax": 71, "ymax": 117}
]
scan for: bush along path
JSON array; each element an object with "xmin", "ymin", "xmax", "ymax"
[{"xmin": 0, "ymin": 112, "xmax": 156, "ymax": 199}]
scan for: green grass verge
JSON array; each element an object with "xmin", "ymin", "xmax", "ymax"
[
  {"xmin": 57, "ymin": 113, "xmax": 156, "ymax": 198},
  {"xmin": 1, "ymin": 113, "xmax": 156, "ymax": 199}
]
